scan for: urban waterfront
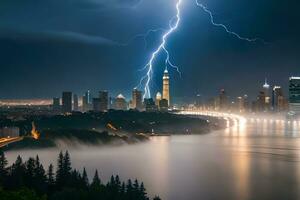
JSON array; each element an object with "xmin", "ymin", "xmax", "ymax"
[{"xmin": 5, "ymin": 115, "xmax": 300, "ymax": 200}]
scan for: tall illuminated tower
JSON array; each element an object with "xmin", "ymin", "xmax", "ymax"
[{"xmin": 162, "ymin": 68, "xmax": 170, "ymax": 106}]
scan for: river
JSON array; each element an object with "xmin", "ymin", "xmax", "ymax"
[{"xmin": 5, "ymin": 118, "xmax": 300, "ymax": 200}]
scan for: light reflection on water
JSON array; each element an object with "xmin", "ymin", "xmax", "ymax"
[{"xmin": 5, "ymin": 120, "xmax": 300, "ymax": 200}]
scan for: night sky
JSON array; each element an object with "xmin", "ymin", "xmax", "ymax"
[{"xmin": 1, "ymin": 0, "xmax": 300, "ymax": 100}]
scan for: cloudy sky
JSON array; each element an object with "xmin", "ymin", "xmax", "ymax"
[{"xmin": 0, "ymin": 0, "xmax": 299, "ymax": 100}]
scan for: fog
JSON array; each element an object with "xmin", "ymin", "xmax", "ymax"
[{"xmin": 5, "ymin": 119, "xmax": 300, "ymax": 200}]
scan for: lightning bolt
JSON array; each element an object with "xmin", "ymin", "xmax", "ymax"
[
  {"xmin": 195, "ymin": 0, "xmax": 267, "ymax": 44},
  {"xmin": 136, "ymin": 0, "xmax": 267, "ymax": 99},
  {"xmin": 120, "ymin": 28, "xmax": 165, "ymax": 49},
  {"xmin": 140, "ymin": 0, "xmax": 182, "ymax": 99}
]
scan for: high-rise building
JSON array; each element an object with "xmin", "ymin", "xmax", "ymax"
[
  {"xmin": 73, "ymin": 94, "xmax": 79, "ymax": 111},
  {"xmin": 289, "ymin": 77, "xmax": 300, "ymax": 116},
  {"xmin": 52, "ymin": 97, "xmax": 60, "ymax": 111},
  {"xmin": 82, "ymin": 90, "xmax": 92, "ymax": 112},
  {"xmin": 272, "ymin": 86, "xmax": 284, "ymax": 111},
  {"xmin": 132, "ymin": 88, "xmax": 143, "ymax": 111},
  {"xmin": 162, "ymin": 69, "xmax": 170, "ymax": 106},
  {"xmin": 159, "ymin": 99, "xmax": 168, "ymax": 112},
  {"xmin": 263, "ymin": 78, "xmax": 271, "ymax": 109},
  {"xmin": 114, "ymin": 94, "xmax": 127, "ymax": 110},
  {"xmin": 144, "ymin": 98, "xmax": 158, "ymax": 112},
  {"xmin": 62, "ymin": 92, "xmax": 72, "ymax": 113},
  {"xmin": 256, "ymin": 91, "xmax": 266, "ymax": 112},
  {"xmin": 99, "ymin": 91, "xmax": 109, "ymax": 112},
  {"xmin": 93, "ymin": 98, "xmax": 101, "ymax": 112},
  {"xmin": 155, "ymin": 92, "xmax": 162, "ymax": 106},
  {"xmin": 219, "ymin": 89, "xmax": 228, "ymax": 111},
  {"xmin": 236, "ymin": 96, "xmax": 245, "ymax": 113}
]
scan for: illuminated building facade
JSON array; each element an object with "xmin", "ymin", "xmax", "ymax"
[
  {"xmin": 289, "ymin": 77, "xmax": 300, "ymax": 116},
  {"xmin": 114, "ymin": 94, "xmax": 127, "ymax": 110},
  {"xmin": 132, "ymin": 88, "xmax": 143, "ymax": 111},
  {"xmin": 162, "ymin": 69, "xmax": 170, "ymax": 106}
]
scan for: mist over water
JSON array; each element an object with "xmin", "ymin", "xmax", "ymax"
[{"xmin": 5, "ymin": 120, "xmax": 300, "ymax": 200}]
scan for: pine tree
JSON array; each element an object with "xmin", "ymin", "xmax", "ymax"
[
  {"xmin": 24, "ymin": 157, "xmax": 35, "ymax": 187},
  {"xmin": 9, "ymin": 155, "xmax": 26, "ymax": 189},
  {"xmin": 0, "ymin": 150, "xmax": 8, "ymax": 185},
  {"xmin": 133, "ymin": 179, "xmax": 139, "ymax": 199},
  {"xmin": 126, "ymin": 179, "xmax": 133, "ymax": 199},
  {"xmin": 140, "ymin": 182, "xmax": 147, "ymax": 200},
  {"xmin": 47, "ymin": 164, "xmax": 55, "ymax": 185},
  {"xmin": 55, "ymin": 151, "xmax": 64, "ymax": 188},
  {"xmin": 91, "ymin": 170, "xmax": 101, "ymax": 188},
  {"xmin": 63, "ymin": 151, "xmax": 72, "ymax": 177},
  {"xmin": 81, "ymin": 167, "xmax": 89, "ymax": 188},
  {"xmin": 33, "ymin": 155, "xmax": 47, "ymax": 194}
]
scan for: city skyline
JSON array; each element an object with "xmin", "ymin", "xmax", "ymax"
[{"xmin": 0, "ymin": 0, "xmax": 300, "ymax": 99}]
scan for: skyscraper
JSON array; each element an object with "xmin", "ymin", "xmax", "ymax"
[
  {"xmin": 263, "ymin": 78, "xmax": 271, "ymax": 107},
  {"xmin": 114, "ymin": 94, "xmax": 127, "ymax": 110},
  {"xmin": 144, "ymin": 98, "xmax": 158, "ymax": 112},
  {"xmin": 289, "ymin": 77, "xmax": 300, "ymax": 116},
  {"xmin": 162, "ymin": 68, "xmax": 170, "ymax": 106},
  {"xmin": 219, "ymin": 89, "xmax": 228, "ymax": 111},
  {"xmin": 62, "ymin": 92, "xmax": 72, "ymax": 113},
  {"xmin": 272, "ymin": 86, "xmax": 286, "ymax": 112},
  {"xmin": 52, "ymin": 97, "xmax": 60, "ymax": 112},
  {"xmin": 73, "ymin": 94, "xmax": 79, "ymax": 111},
  {"xmin": 93, "ymin": 98, "xmax": 101, "ymax": 112},
  {"xmin": 132, "ymin": 88, "xmax": 143, "ymax": 111},
  {"xmin": 82, "ymin": 90, "xmax": 92, "ymax": 112},
  {"xmin": 99, "ymin": 91, "xmax": 109, "ymax": 111}
]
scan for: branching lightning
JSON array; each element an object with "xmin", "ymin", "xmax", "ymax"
[
  {"xmin": 135, "ymin": 0, "xmax": 267, "ymax": 99},
  {"xmin": 120, "ymin": 28, "xmax": 165, "ymax": 49},
  {"xmin": 195, "ymin": 0, "xmax": 267, "ymax": 44},
  {"xmin": 140, "ymin": 0, "xmax": 182, "ymax": 99}
]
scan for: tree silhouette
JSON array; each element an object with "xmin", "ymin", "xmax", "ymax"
[
  {"xmin": 0, "ymin": 151, "xmax": 158, "ymax": 200},
  {"xmin": 0, "ymin": 150, "xmax": 8, "ymax": 186}
]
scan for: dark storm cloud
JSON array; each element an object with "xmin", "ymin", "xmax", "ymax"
[
  {"xmin": 0, "ymin": 0, "xmax": 300, "ymax": 99},
  {"xmin": 0, "ymin": 29, "xmax": 119, "ymax": 46}
]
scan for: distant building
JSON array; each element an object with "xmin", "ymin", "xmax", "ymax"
[
  {"xmin": 263, "ymin": 78, "xmax": 271, "ymax": 110},
  {"xmin": 159, "ymin": 99, "xmax": 168, "ymax": 112},
  {"xmin": 52, "ymin": 97, "xmax": 60, "ymax": 111},
  {"xmin": 289, "ymin": 77, "xmax": 300, "ymax": 116},
  {"xmin": 132, "ymin": 88, "xmax": 143, "ymax": 111},
  {"xmin": 114, "ymin": 94, "xmax": 127, "ymax": 110},
  {"xmin": 99, "ymin": 91, "xmax": 109, "ymax": 111},
  {"xmin": 93, "ymin": 98, "xmax": 101, "ymax": 112},
  {"xmin": 144, "ymin": 98, "xmax": 158, "ymax": 112},
  {"xmin": 0, "ymin": 127, "xmax": 19, "ymax": 138},
  {"xmin": 236, "ymin": 96, "xmax": 245, "ymax": 113},
  {"xmin": 73, "ymin": 94, "xmax": 79, "ymax": 111},
  {"xmin": 155, "ymin": 92, "xmax": 162, "ymax": 106},
  {"xmin": 219, "ymin": 89, "xmax": 228, "ymax": 111},
  {"xmin": 62, "ymin": 92, "xmax": 72, "ymax": 113},
  {"xmin": 256, "ymin": 91, "xmax": 266, "ymax": 112},
  {"xmin": 82, "ymin": 90, "xmax": 92, "ymax": 112},
  {"xmin": 272, "ymin": 86, "xmax": 287, "ymax": 112},
  {"xmin": 162, "ymin": 69, "xmax": 170, "ymax": 106}
]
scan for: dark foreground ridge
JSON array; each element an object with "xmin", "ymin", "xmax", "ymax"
[
  {"xmin": 1, "ymin": 110, "xmax": 225, "ymax": 150},
  {"xmin": 0, "ymin": 150, "xmax": 161, "ymax": 200}
]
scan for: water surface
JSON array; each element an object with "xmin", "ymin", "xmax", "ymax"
[{"xmin": 6, "ymin": 119, "xmax": 300, "ymax": 200}]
